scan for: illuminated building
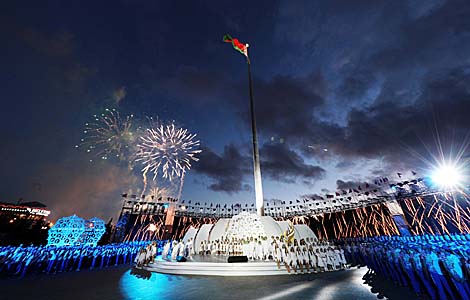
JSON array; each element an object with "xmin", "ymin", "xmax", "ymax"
[{"xmin": 0, "ymin": 201, "xmax": 51, "ymax": 245}]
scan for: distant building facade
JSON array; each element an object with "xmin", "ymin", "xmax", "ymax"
[{"xmin": 0, "ymin": 201, "xmax": 51, "ymax": 245}]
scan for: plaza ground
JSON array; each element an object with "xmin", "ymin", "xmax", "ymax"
[{"xmin": 0, "ymin": 265, "xmax": 423, "ymax": 300}]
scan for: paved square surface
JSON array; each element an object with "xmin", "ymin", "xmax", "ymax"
[{"xmin": 0, "ymin": 266, "xmax": 421, "ymax": 300}]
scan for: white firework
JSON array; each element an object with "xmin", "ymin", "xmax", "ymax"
[
  {"xmin": 136, "ymin": 123, "xmax": 202, "ymax": 182},
  {"xmin": 77, "ymin": 108, "xmax": 135, "ymax": 162}
]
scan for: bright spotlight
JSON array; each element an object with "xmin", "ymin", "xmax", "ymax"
[{"xmin": 431, "ymin": 163, "xmax": 463, "ymax": 189}]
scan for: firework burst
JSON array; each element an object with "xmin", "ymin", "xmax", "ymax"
[
  {"xmin": 76, "ymin": 108, "xmax": 136, "ymax": 162},
  {"xmin": 148, "ymin": 186, "xmax": 173, "ymax": 200},
  {"xmin": 136, "ymin": 122, "xmax": 202, "ymax": 182}
]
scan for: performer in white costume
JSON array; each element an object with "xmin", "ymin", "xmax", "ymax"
[
  {"xmin": 171, "ymin": 241, "xmax": 180, "ymax": 260},
  {"xmin": 242, "ymin": 240, "xmax": 250, "ymax": 257},
  {"xmin": 316, "ymin": 248, "xmax": 325, "ymax": 271},
  {"xmin": 177, "ymin": 240, "xmax": 185, "ymax": 257},
  {"xmin": 339, "ymin": 248, "xmax": 347, "ymax": 268},
  {"xmin": 149, "ymin": 242, "xmax": 157, "ymax": 263},
  {"xmin": 296, "ymin": 246, "xmax": 304, "ymax": 273},
  {"xmin": 162, "ymin": 241, "xmax": 171, "ymax": 260},
  {"xmin": 289, "ymin": 246, "xmax": 298, "ymax": 273},
  {"xmin": 282, "ymin": 245, "xmax": 291, "ymax": 273},
  {"xmin": 308, "ymin": 244, "xmax": 316, "ymax": 272},
  {"xmin": 255, "ymin": 241, "xmax": 264, "ymax": 260},
  {"xmin": 274, "ymin": 243, "xmax": 283, "ymax": 269},
  {"xmin": 326, "ymin": 247, "xmax": 335, "ymax": 271},
  {"xmin": 199, "ymin": 241, "xmax": 205, "ymax": 256},
  {"xmin": 185, "ymin": 238, "xmax": 193, "ymax": 259},
  {"xmin": 301, "ymin": 244, "xmax": 309, "ymax": 273}
]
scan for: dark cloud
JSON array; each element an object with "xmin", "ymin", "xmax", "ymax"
[
  {"xmin": 301, "ymin": 193, "xmax": 323, "ymax": 200},
  {"xmin": 335, "ymin": 160, "xmax": 356, "ymax": 169},
  {"xmin": 260, "ymin": 143, "xmax": 326, "ymax": 185},
  {"xmin": 193, "ymin": 145, "xmax": 251, "ymax": 193},
  {"xmin": 193, "ymin": 142, "xmax": 326, "ymax": 192},
  {"xmin": 336, "ymin": 179, "xmax": 377, "ymax": 191},
  {"xmin": 337, "ymin": 72, "xmax": 376, "ymax": 100},
  {"xmin": 157, "ymin": 66, "xmax": 230, "ymax": 105},
  {"xmin": 243, "ymin": 0, "xmax": 470, "ymax": 174},
  {"xmin": 335, "ymin": 67, "xmax": 470, "ymax": 168},
  {"xmin": 251, "ymin": 74, "xmax": 324, "ymax": 139},
  {"xmin": 231, "ymin": 72, "xmax": 339, "ymax": 151}
]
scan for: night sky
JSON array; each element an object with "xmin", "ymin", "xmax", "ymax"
[{"xmin": 1, "ymin": 1, "xmax": 469, "ymax": 220}]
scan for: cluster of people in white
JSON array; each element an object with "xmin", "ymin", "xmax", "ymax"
[
  {"xmin": 224, "ymin": 213, "xmax": 265, "ymax": 240},
  {"xmin": 161, "ymin": 239, "xmax": 194, "ymax": 260},
  {"xmin": 161, "ymin": 236, "xmax": 347, "ymax": 274},
  {"xmin": 134, "ymin": 242, "xmax": 158, "ymax": 267},
  {"xmin": 271, "ymin": 237, "xmax": 348, "ymax": 273},
  {"xmin": 155, "ymin": 213, "xmax": 347, "ymax": 274},
  {"xmin": 198, "ymin": 236, "xmax": 270, "ymax": 258}
]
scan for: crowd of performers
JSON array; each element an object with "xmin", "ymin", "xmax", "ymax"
[
  {"xmin": 0, "ymin": 241, "xmax": 153, "ymax": 278},
  {"xmin": 337, "ymin": 234, "xmax": 470, "ymax": 300},
  {"xmin": 160, "ymin": 236, "xmax": 348, "ymax": 274},
  {"xmin": 134, "ymin": 242, "xmax": 159, "ymax": 266},
  {"xmin": 3, "ymin": 230, "xmax": 469, "ymax": 300}
]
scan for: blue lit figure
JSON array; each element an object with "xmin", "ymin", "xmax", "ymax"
[
  {"xmin": 374, "ymin": 248, "xmax": 391, "ymax": 279},
  {"xmin": 393, "ymin": 248, "xmax": 409, "ymax": 286},
  {"xmin": 441, "ymin": 250, "xmax": 470, "ymax": 300},
  {"xmin": 424, "ymin": 249, "xmax": 454, "ymax": 300},
  {"xmin": 101, "ymin": 247, "xmax": 109, "ymax": 268},
  {"xmin": 99, "ymin": 248, "xmax": 106, "ymax": 268},
  {"xmin": 64, "ymin": 248, "xmax": 72, "ymax": 271},
  {"xmin": 123, "ymin": 247, "xmax": 129, "ymax": 264},
  {"xmin": 71, "ymin": 247, "xmax": 80, "ymax": 271},
  {"xmin": 41, "ymin": 249, "xmax": 49, "ymax": 271},
  {"xmin": 14, "ymin": 251, "xmax": 26, "ymax": 275},
  {"xmin": 20, "ymin": 252, "xmax": 34, "ymax": 278},
  {"xmin": 384, "ymin": 248, "xmax": 401, "ymax": 285},
  {"xmin": 412, "ymin": 251, "xmax": 437, "ymax": 299},
  {"xmin": 75, "ymin": 247, "xmax": 85, "ymax": 271},
  {"xmin": 58, "ymin": 249, "xmax": 66, "ymax": 272},
  {"xmin": 54, "ymin": 249, "xmax": 62, "ymax": 273},
  {"xmin": 115, "ymin": 246, "xmax": 121, "ymax": 266},
  {"xmin": 105, "ymin": 247, "xmax": 112, "ymax": 267},
  {"xmin": 90, "ymin": 247, "xmax": 99, "ymax": 270},
  {"xmin": 46, "ymin": 249, "xmax": 57, "ymax": 273},
  {"xmin": 130, "ymin": 245, "xmax": 138, "ymax": 263},
  {"xmin": 401, "ymin": 250, "xmax": 421, "ymax": 294}
]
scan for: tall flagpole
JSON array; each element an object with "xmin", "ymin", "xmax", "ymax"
[{"xmin": 246, "ymin": 56, "xmax": 264, "ymax": 216}]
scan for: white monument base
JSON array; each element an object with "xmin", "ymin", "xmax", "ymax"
[{"xmin": 142, "ymin": 256, "xmax": 293, "ymax": 276}]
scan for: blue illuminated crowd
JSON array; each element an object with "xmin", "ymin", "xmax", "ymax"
[
  {"xmin": 2, "ymin": 231, "xmax": 470, "ymax": 300},
  {"xmin": 0, "ymin": 241, "xmax": 160, "ymax": 278},
  {"xmin": 337, "ymin": 234, "xmax": 470, "ymax": 300}
]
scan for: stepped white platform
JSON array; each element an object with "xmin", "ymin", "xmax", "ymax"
[
  {"xmin": 142, "ymin": 255, "xmax": 293, "ymax": 276},
  {"xmin": 145, "ymin": 213, "xmax": 320, "ymax": 277}
]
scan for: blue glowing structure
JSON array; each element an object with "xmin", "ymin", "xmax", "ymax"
[
  {"xmin": 82, "ymin": 217, "xmax": 107, "ymax": 246},
  {"xmin": 47, "ymin": 215, "xmax": 86, "ymax": 246},
  {"xmin": 47, "ymin": 215, "xmax": 107, "ymax": 247}
]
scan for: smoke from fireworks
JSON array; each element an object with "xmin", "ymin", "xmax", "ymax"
[
  {"xmin": 136, "ymin": 122, "xmax": 202, "ymax": 193},
  {"xmin": 76, "ymin": 109, "xmax": 136, "ymax": 163}
]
